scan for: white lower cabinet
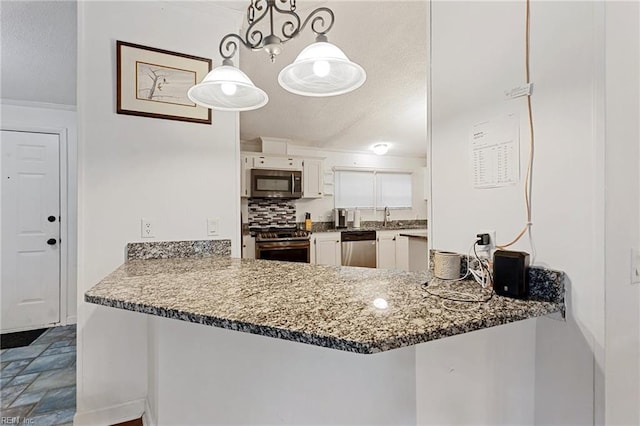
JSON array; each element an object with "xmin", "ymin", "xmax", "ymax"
[
  {"xmin": 407, "ymin": 236, "xmax": 428, "ymax": 271},
  {"xmin": 312, "ymin": 232, "xmax": 341, "ymax": 266},
  {"xmin": 242, "ymin": 235, "xmax": 255, "ymax": 259},
  {"xmin": 395, "ymin": 236, "xmax": 410, "ymax": 271},
  {"xmin": 375, "ymin": 231, "xmax": 417, "ymax": 271},
  {"xmin": 311, "ymin": 230, "xmax": 424, "ymax": 270},
  {"xmin": 376, "ymin": 231, "xmax": 398, "ymax": 269}
]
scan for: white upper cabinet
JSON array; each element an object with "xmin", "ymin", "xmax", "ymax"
[
  {"xmin": 240, "ymin": 154, "xmax": 252, "ymax": 198},
  {"xmin": 241, "ymin": 152, "xmax": 324, "ymax": 198},
  {"xmin": 253, "ymin": 156, "xmax": 302, "ymax": 170},
  {"xmin": 302, "ymin": 158, "xmax": 323, "ymax": 198}
]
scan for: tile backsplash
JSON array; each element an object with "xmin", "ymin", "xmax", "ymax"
[{"xmin": 248, "ymin": 198, "xmax": 296, "ymax": 228}]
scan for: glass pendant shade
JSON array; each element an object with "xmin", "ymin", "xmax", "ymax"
[
  {"xmin": 187, "ymin": 64, "xmax": 268, "ymax": 111},
  {"xmin": 278, "ymin": 42, "xmax": 367, "ymax": 97}
]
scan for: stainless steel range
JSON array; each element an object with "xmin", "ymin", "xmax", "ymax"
[{"xmin": 254, "ymin": 227, "xmax": 311, "ymax": 263}]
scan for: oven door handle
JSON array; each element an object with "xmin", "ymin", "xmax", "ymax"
[
  {"xmin": 291, "ymin": 173, "xmax": 294, "ymax": 195},
  {"xmin": 257, "ymin": 242, "xmax": 310, "ymax": 250}
]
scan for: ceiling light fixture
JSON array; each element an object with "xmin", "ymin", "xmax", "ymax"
[
  {"xmin": 372, "ymin": 143, "xmax": 389, "ymax": 155},
  {"xmin": 187, "ymin": 0, "xmax": 367, "ymax": 111}
]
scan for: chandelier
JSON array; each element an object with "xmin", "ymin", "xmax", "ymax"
[{"xmin": 187, "ymin": 0, "xmax": 367, "ymax": 112}]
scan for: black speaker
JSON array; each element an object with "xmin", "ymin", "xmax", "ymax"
[{"xmin": 493, "ymin": 250, "xmax": 530, "ymax": 298}]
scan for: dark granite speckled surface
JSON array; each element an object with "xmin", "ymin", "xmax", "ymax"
[
  {"xmin": 126, "ymin": 240, "xmax": 231, "ymax": 261},
  {"xmin": 86, "ymin": 249, "xmax": 564, "ymax": 354}
]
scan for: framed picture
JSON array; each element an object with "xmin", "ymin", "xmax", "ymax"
[{"xmin": 117, "ymin": 41, "xmax": 212, "ymax": 124}]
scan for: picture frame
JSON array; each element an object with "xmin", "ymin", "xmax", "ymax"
[{"xmin": 116, "ymin": 41, "xmax": 212, "ymax": 124}]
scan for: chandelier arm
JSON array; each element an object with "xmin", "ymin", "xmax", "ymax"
[
  {"xmin": 272, "ymin": 1, "xmax": 301, "ymax": 41},
  {"xmin": 219, "ymin": 3, "xmax": 336, "ymax": 62},
  {"xmin": 243, "ymin": 1, "xmax": 272, "ymax": 49},
  {"xmin": 219, "ymin": 33, "xmax": 252, "ymax": 60},
  {"xmin": 298, "ymin": 7, "xmax": 334, "ymax": 37},
  {"xmin": 247, "ymin": 0, "xmax": 267, "ymax": 24}
]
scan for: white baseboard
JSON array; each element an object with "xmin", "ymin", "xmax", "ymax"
[
  {"xmin": 73, "ymin": 398, "xmax": 145, "ymax": 426},
  {"xmin": 142, "ymin": 398, "xmax": 156, "ymax": 426},
  {"xmin": 66, "ymin": 315, "xmax": 77, "ymax": 325}
]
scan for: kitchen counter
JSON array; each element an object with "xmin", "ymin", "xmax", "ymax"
[
  {"xmin": 85, "ymin": 245, "xmax": 564, "ymax": 354},
  {"xmin": 310, "ymin": 219, "xmax": 428, "ymax": 233},
  {"xmin": 242, "ymin": 220, "xmax": 429, "ymax": 235},
  {"xmin": 84, "ymin": 239, "xmax": 566, "ymax": 424},
  {"xmin": 398, "ymin": 230, "xmax": 428, "ymax": 240}
]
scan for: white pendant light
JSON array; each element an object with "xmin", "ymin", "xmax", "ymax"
[
  {"xmin": 187, "ymin": 59, "xmax": 268, "ymax": 112},
  {"xmin": 187, "ymin": 2, "xmax": 367, "ymax": 111},
  {"xmin": 278, "ymin": 38, "xmax": 367, "ymax": 97}
]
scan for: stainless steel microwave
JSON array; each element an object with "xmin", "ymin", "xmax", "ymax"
[{"xmin": 251, "ymin": 169, "xmax": 302, "ymax": 198}]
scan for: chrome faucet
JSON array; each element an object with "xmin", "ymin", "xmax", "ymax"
[{"xmin": 383, "ymin": 206, "xmax": 390, "ymax": 227}]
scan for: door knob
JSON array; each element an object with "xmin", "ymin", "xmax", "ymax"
[
  {"xmin": 48, "ymin": 216, "xmax": 57, "ymax": 222},
  {"xmin": 47, "ymin": 238, "xmax": 57, "ymax": 245}
]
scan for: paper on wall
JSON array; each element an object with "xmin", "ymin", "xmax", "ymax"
[{"xmin": 470, "ymin": 113, "xmax": 520, "ymax": 189}]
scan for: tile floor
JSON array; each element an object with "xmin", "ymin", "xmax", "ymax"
[{"xmin": 0, "ymin": 325, "xmax": 76, "ymax": 425}]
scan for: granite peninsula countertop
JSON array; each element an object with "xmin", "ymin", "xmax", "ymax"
[{"xmin": 85, "ymin": 255, "xmax": 564, "ymax": 354}]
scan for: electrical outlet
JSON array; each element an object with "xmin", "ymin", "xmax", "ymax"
[
  {"xmin": 477, "ymin": 230, "xmax": 496, "ymax": 253},
  {"xmin": 141, "ymin": 218, "xmax": 155, "ymax": 238},
  {"xmin": 207, "ymin": 218, "xmax": 219, "ymax": 236},
  {"xmin": 631, "ymin": 248, "xmax": 640, "ymax": 285}
]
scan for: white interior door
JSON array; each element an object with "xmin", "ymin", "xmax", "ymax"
[{"xmin": 1, "ymin": 130, "xmax": 60, "ymax": 332}]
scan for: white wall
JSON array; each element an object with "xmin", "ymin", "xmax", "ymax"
[
  {"xmin": 416, "ymin": 320, "xmax": 537, "ymax": 425},
  {"xmin": 75, "ymin": 2, "xmax": 242, "ymax": 424},
  {"xmin": 0, "ymin": 103, "xmax": 78, "ymax": 325},
  {"xmin": 604, "ymin": 1, "xmax": 640, "ymax": 424},
  {"xmin": 242, "ymin": 144, "xmax": 428, "ymax": 225},
  {"xmin": 423, "ymin": 1, "xmax": 605, "ymax": 424},
  {"xmin": 148, "ymin": 316, "xmax": 416, "ymax": 425}
]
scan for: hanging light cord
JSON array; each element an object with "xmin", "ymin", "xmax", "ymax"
[{"xmin": 497, "ymin": 0, "xmax": 535, "ymax": 251}]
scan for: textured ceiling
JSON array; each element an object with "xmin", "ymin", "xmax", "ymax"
[
  {"xmin": 0, "ymin": 0, "xmax": 428, "ymax": 157},
  {"xmin": 237, "ymin": 1, "xmax": 428, "ymax": 157},
  {"xmin": 0, "ymin": 0, "xmax": 77, "ymax": 106}
]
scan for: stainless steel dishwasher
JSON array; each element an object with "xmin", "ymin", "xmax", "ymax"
[{"xmin": 341, "ymin": 230, "xmax": 377, "ymax": 268}]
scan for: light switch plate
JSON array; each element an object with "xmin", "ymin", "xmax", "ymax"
[{"xmin": 207, "ymin": 218, "xmax": 219, "ymax": 236}]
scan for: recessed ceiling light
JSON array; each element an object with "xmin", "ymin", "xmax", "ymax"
[{"xmin": 372, "ymin": 143, "xmax": 389, "ymax": 155}]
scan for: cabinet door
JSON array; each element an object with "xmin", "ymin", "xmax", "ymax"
[
  {"xmin": 240, "ymin": 154, "xmax": 253, "ymax": 198},
  {"xmin": 407, "ymin": 237, "xmax": 429, "ymax": 272},
  {"xmin": 395, "ymin": 236, "xmax": 409, "ymax": 271},
  {"xmin": 302, "ymin": 159, "xmax": 323, "ymax": 198},
  {"xmin": 242, "ymin": 235, "xmax": 255, "ymax": 259},
  {"xmin": 253, "ymin": 156, "xmax": 301, "ymax": 170},
  {"xmin": 314, "ymin": 233, "xmax": 341, "ymax": 266},
  {"xmin": 376, "ymin": 233, "xmax": 397, "ymax": 269}
]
